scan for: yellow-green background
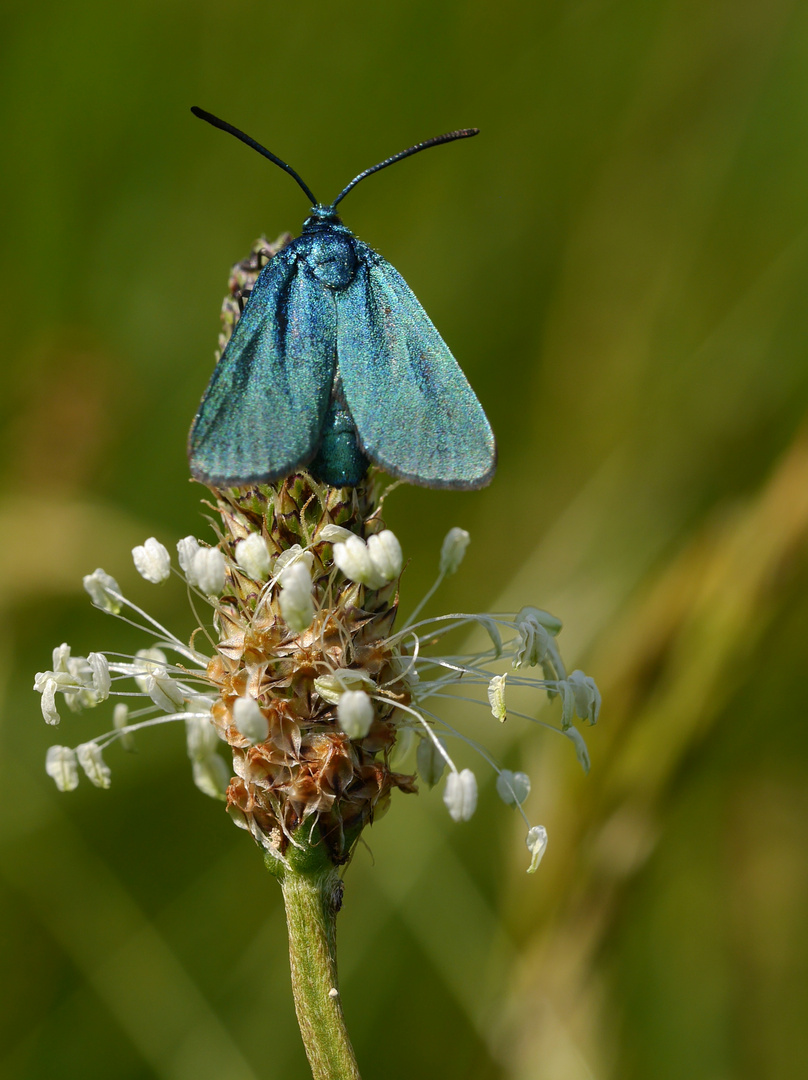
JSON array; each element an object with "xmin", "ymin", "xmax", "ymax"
[{"xmin": 2, "ymin": 1, "xmax": 807, "ymax": 1077}]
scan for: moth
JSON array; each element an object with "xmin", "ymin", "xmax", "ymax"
[{"xmin": 188, "ymin": 107, "xmax": 496, "ymax": 490}]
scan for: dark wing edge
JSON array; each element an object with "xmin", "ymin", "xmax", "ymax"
[
  {"xmin": 335, "ymin": 244, "xmax": 496, "ymax": 490},
  {"xmin": 188, "ymin": 247, "xmax": 337, "ymax": 486}
]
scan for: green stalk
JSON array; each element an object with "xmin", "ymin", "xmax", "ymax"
[{"xmin": 269, "ymin": 844, "xmax": 361, "ymax": 1080}]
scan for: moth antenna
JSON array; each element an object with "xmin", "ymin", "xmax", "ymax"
[
  {"xmin": 191, "ymin": 107, "xmax": 318, "ymax": 206},
  {"xmin": 332, "ymin": 128, "xmax": 479, "ymax": 208}
]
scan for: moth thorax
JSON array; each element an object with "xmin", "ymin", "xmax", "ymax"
[{"xmin": 304, "ymin": 232, "xmax": 358, "ymax": 289}]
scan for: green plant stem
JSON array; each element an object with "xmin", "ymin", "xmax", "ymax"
[{"xmin": 278, "ymin": 859, "xmax": 361, "ymax": 1080}]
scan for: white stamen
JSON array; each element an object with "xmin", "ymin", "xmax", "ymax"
[
  {"xmin": 513, "ymin": 613, "xmax": 551, "ymax": 669},
  {"xmin": 83, "ymin": 569, "xmax": 122, "ymax": 614},
  {"xmin": 332, "ymin": 535, "xmax": 385, "ymax": 589},
  {"xmin": 566, "ymin": 669, "xmax": 601, "ymax": 725},
  {"xmin": 316, "ymin": 524, "xmax": 355, "ymax": 545},
  {"xmin": 46, "ymin": 745, "xmax": 79, "ymax": 791},
  {"xmin": 526, "ymin": 825, "xmax": 548, "ymax": 873},
  {"xmin": 177, "ymin": 536, "xmax": 202, "ymax": 580},
  {"xmin": 366, "ymin": 530, "xmax": 402, "ymax": 582},
  {"xmin": 314, "ymin": 669, "xmax": 375, "ymax": 705},
  {"xmin": 133, "ymin": 648, "xmax": 168, "ymax": 693},
  {"xmin": 132, "ymin": 537, "xmax": 171, "ymax": 584},
  {"xmin": 87, "ymin": 652, "xmax": 110, "ymax": 699},
  {"xmin": 52, "ymin": 643, "xmax": 72, "ymax": 672},
  {"xmin": 145, "ymin": 666, "xmax": 185, "ymax": 712},
  {"xmin": 563, "ymin": 726, "xmax": 591, "ymax": 773},
  {"xmin": 443, "ymin": 768, "xmax": 478, "ymax": 822},
  {"xmin": 233, "ymin": 696, "xmax": 270, "ymax": 744},
  {"xmin": 487, "ymin": 673, "xmax": 507, "ymax": 721},
  {"xmin": 192, "ymin": 547, "xmax": 226, "ymax": 596},
  {"xmin": 337, "ymin": 690, "xmax": 375, "ymax": 739},
  {"xmin": 235, "ymin": 533, "xmax": 272, "ymax": 580},
  {"xmin": 518, "ymin": 606, "xmax": 562, "ymax": 635},
  {"xmin": 39, "ymin": 677, "xmax": 60, "ymax": 725},
  {"xmin": 76, "ymin": 741, "xmax": 112, "ymax": 789},
  {"xmin": 279, "ymin": 561, "xmax": 314, "ymax": 632},
  {"xmin": 439, "ymin": 527, "xmax": 470, "ymax": 575},
  {"xmin": 275, "ymin": 545, "xmax": 314, "ymax": 578}
]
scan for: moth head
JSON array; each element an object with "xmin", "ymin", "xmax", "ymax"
[{"xmin": 302, "ymin": 204, "xmax": 343, "ymax": 231}]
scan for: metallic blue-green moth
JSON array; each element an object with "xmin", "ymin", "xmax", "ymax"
[{"xmin": 188, "ymin": 108, "xmax": 496, "ymax": 490}]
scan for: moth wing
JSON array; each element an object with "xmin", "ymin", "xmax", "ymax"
[
  {"xmin": 189, "ymin": 246, "xmax": 336, "ymax": 485},
  {"xmin": 336, "ymin": 244, "xmax": 496, "ymax": 489}
]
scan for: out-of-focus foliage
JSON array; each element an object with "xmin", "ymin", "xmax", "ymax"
[{"xmin": 2, "ymin": 1, "xmax": 807, "ymax": 1077}]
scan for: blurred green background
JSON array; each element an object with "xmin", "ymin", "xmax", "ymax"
[{"xmin": 2, "ymin": 1, "xmax": 808, "ymax": 1077}]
